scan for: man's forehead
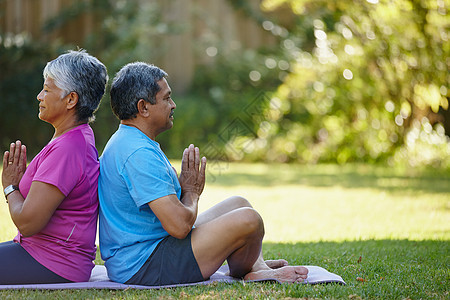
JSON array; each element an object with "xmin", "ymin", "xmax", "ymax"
[{"xmin": 157, "ymin": 78, "xmax": 171, "ymax": 95}]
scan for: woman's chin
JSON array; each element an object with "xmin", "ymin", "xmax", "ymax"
[{"xmin": 38, "ymin": 114, "xmax": 49, "ymax": 123}]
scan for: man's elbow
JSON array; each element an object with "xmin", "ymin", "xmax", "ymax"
[
  {"xmin": 161, "ymin": 211, "xmax": 196, "ymax": 239},
  {"xmin": 167, "ymin": 224, "xmax": 192, "ymax": 240}
]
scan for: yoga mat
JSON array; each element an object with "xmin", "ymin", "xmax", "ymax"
[{"xmin": 0, "ymin": 264, "xmax": 345, "ymax": 290}]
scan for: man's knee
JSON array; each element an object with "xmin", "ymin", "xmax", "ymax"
[
  {"xmin": 228, "ymin": 195, "xmax": 253, "ymax": 209},
  {"xmin": 236, "ymin": 207, "xmax": 264, "ymax": 238}
]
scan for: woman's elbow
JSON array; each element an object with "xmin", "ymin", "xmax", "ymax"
[
  {"xmin": 16, "ymin": 224, "xmax": 40, "ymax": 237},
  {"xmin": 13, "ymin": 218, "xmax": 45, "ymax": 237},
  {"xmin": 20, "ymin": 231, "xmax": 35, "ymax": 238}
]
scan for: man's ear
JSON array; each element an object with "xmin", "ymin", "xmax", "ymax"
[
  {"xmin": 137, "ymin": 99, "xmax": 150, "ymax": 117},
  {"xmin": 66, "ymin": 92, "xmax": 79, "ymax": 110}
]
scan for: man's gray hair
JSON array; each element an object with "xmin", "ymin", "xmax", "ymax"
[
  {"xmin": 43, "ymin": 49, "xmax": 108, "ymax": 123},
  {"xmin": 110, "ymin": 62, "xmax": 168, "ymax": 120}
]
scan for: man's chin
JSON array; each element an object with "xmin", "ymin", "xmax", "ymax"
[{"xmin": 164, "ymin": 121, "xmax": 174, "ymax": 131}]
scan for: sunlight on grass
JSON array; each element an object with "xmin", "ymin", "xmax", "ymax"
[
  {"xmin": 201, "ymin": 185, "xmax": 449, "ymax": 242},
  {"xmin": 198, "ymin": 162, "xmax": 450, "ymax": 243},
  {"xmin": 1, "ymin": 163, "xmax": 449, "ymax": 243}
]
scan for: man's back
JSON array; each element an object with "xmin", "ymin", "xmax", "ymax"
[{"xmin": 98, "ymin": 124, "xmax": 181, "ymax": 283}]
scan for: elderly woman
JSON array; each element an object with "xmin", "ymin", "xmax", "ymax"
[{"xmin": 0, "ymin": 50, "xmax": 108, "ymax": 284}]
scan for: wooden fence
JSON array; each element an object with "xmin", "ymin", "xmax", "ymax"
[{"xmin": 0, "ymin": 0, "xmax": 282, "ymax": 93}]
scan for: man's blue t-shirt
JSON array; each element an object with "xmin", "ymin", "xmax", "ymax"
[{"xmin": 98, "ymin": 124, "xmax": 182, "ymax": 283}]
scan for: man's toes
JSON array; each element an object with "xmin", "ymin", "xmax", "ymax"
[
  {"xmin": 294, "ymin": 266, "xmax": 309, "ymax": 276},
  {"xmin": 295, "ymin": 277, "xmax": 307, "ymax": 283},
  {"xmin": 266, "ymin": 259, "xmax": 288, "ymax": 269}
]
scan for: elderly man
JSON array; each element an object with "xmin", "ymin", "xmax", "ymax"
[{"xmin": 98, "ymin": 62, "xmax": 308, "ymax": 286}]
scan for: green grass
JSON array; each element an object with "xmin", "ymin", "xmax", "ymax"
[{"xmin": 1, "ymin": 163, "xmax": 449, "ymax": 299}]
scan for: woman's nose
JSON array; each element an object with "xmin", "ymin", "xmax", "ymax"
[{"xmin": 37, "ymin": 90, "xmax": 43, "ymax": 101}]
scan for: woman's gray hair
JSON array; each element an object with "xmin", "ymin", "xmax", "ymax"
[
  {"xmin": 110, "ymin": 62, "xmax": 168, "ymax": 120},
  {"xmin": 43, "ymin": 49, "xmax": 108, "ymax": 123}
]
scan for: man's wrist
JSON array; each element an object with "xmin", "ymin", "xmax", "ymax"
[{"xmin": 181, "ymin": 191, "xmax": 200, "ymax": 201}]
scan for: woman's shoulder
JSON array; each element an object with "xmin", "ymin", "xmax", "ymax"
[
  {"xmin": 60, "ymin": 124, "xmax": 94, "ymax": 144},
  {"xmin": 46, "ymin": 125, "xmax": 95, "ymax": 157}
]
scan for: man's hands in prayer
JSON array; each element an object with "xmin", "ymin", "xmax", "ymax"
[{"xmin": 179, "ymin": 144, "xmax": 206, "ymax": 198}]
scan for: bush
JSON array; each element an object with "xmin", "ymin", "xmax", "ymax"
[{"xmin": 231, "ymin": 0, "xmax": 450, "ymax": 167}]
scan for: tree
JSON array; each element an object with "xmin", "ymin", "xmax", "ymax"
[{"xmin": 233, "ymin": 0, "xmax": 449, "ymax": 167}]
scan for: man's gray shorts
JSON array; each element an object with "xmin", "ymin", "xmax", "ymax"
[{"xmin": 125, "ymin": 231, "xmax": 204, "ymax": 286}]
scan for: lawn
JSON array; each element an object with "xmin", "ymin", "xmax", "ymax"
[{"xmin": 0, "ymin": 163, "xmax": 449, "ymax": 299}]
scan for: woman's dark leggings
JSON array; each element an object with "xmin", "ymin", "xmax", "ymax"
[{"xmin": 0, "ymin": 241, "xmax": 71, "ymax": 284}]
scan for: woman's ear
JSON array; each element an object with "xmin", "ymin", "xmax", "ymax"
[
  {"xmin": 66, "ymin": 92, "xmax": 79, "ymax": 110},
  {"xmin": 137, "ymin": 99, "xmax": 150, "ymax": 117}
]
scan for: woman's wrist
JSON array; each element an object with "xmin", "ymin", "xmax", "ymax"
[{"xmin": 4, "ymin": 184, "xmax": 20, "ymax": 203}]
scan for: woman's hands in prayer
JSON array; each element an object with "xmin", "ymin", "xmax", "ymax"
[{"xmin": 2, "ymin": 140, "xmax": 27, "ymax": 189}]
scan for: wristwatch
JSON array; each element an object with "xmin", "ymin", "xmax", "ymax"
[{"xmin": 4, "ymin": 185, "xmax": 19, "ymax": 198}]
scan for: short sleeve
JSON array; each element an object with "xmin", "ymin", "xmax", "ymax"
[
  {"xmin": 33, "ymin": 138, "xmax": 84, "ymax": 196},
  {"xmin": 121, "ymin": 147, "xmax": 177, "ymax": 207}
]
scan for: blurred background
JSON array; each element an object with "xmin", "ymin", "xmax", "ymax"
[{"xmin": 0, "ymin": 0, "xmax": 449, "ymax": 168}]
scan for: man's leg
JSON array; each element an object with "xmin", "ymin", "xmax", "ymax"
[
  {"xmin": 191, "ymin": 196, "xmax": 308, "ymax": 283},
  {"xmin": 195, "ymin": 195, "xmax": 255, "ymax": 226},
  {"xmin": 195, "ymin": 196, "xmax": 288, "ymax": 269},
  {"xmin": 192, "ymin": 206, "xmax": 264, "ymax": 278}
]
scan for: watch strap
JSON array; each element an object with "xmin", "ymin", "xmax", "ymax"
[{"xmin": 4, "ymin": 185, "xmax": 19, "ymax": 199}]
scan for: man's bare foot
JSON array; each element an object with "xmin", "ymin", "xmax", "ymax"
[
  {"xmin": 265, "ymin": 259, "xmax": 288, "ymax": 269},
  {"xmin": 244, "ymin": 266, "xmax": 308, "ymax": 283}
]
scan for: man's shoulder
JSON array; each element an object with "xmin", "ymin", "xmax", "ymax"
[
  {"xmin": 106, "ymin": 127, "xmax": 156, "ymax": 151},
  {"xmin": 101, "ymin": 128, "xmax": 164, "ymax": 166}
]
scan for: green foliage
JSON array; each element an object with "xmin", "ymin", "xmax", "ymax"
[
  {"xmin": 0, "ymin": 33, "xmax": 57, "ymax": 156},
  {"xmin": 234, "ymin": 0, "xmax": 449, "ymax": 167},
  {"xmin": 159, "ymin": 47, "xmax": 285, "ymax": 158},
  {"xmin": 1, "ymin": 0, "xmax": 448, "ymax": 167}
]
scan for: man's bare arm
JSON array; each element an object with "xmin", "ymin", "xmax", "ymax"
[
  {"xmin": 148, "ymin": 192, "xmax": 198, "ymax": 239},
  {"xmin": 148, "ymin": 144, "xmax": 206, "ymax": 239}
]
